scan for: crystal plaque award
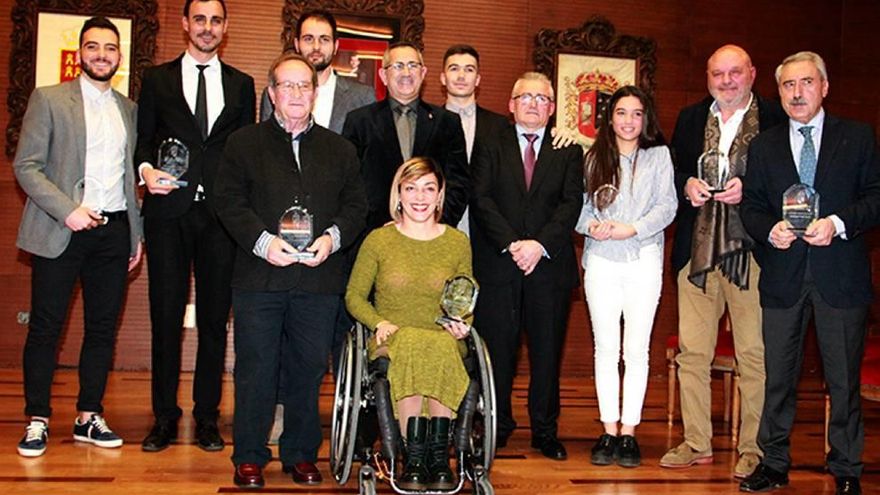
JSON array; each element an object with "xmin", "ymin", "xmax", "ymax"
[
  {"xmin": 74, "ymin": 176, "xmax": 108, "ymax": 225},
  {"xmin": 156, "ymin": 138, "xmax": 190, "ymax": 187},
  {"xmin": 782, "ymin": 183, "xmax": 820, "ymax": 237},
  {"xmin": 278, "ymin": 200, "xmax": 315, "ymax": 260},
  {"xmin": 435, "ymin": 274, "xmax": 479, "ymax": 326},
  {"xmin": 697, "ymin": 148, "xmax": 729, "ymax": 194},
  {"xmin": 592, "ymin": 184, "xmax": 621, "ymax": 223}
]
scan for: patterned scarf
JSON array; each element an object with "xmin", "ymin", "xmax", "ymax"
[{"xmin": 688, "ymin": 97, "xmax": 759, "ymax": 290}]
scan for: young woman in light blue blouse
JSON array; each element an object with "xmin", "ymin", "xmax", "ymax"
[{"xmin": 576, "ymin": 85, "xmax": 677, "ymax": 467}]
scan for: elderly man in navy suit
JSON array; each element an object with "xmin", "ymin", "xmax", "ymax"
[{"xmin": 740, "ymin": 51, "xmax": 880, "ymax": 495}]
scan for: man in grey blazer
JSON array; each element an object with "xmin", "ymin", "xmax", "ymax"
[
  {"xmin": 258, "ymin": 9, "xmax": 375, "ymax": 132},
  {"xmin": 12, "ymin": 17, "xmax": 143, "ymax": 458}
]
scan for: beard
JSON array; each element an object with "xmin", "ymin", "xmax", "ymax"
[
  {"xmin": 306, "ymin": 50, "xmax": 333, "ymax": 72},
  {"xmin": 80, "ymin": 58, "xmax": 119, "ymax": 82}
]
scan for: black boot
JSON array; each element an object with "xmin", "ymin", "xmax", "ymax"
[
  {"xmin": 427, "ymin": 417, "xmax": 455, "ymax": 489},
  {"xmin": 399, "ymin": 417, "xmax": 430, "ymax": 490}
]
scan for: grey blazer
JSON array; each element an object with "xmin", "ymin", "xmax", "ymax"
[
  {"xmin": 13, "ymin": 78, "xmax": 142, "ymax": 258},
  {"xmin": 259, "ymin": 73, "xmax": 376, "ymax": 133}
]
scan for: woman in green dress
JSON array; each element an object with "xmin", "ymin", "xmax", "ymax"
[{"xmin": 346, "ymin": 157, "xmax": 472, "ymax": 491}]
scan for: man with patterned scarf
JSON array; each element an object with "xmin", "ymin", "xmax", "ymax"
[{"xmin": 660, "ymin": 45, "xmax": 786, "ymax": 478}]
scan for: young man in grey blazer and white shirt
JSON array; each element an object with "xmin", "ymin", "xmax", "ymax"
[{"xmin": 12, "ymin": 16, "xmax": 143, "ymax": 458}]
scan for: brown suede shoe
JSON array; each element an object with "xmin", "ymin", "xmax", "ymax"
[{"xmin": 659, "ymin": 441, "xmax": 713, "ymax": 468}]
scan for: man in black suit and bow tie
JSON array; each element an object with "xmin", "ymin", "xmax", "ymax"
[
  {"xmin": 135, "ymin": 0, "xmax": 255, "ymax": 453},
  {"xmin": 343, "ymin": 42, "xmax": 469, "ymax": 231},
  {"xmin": 740, "ymin": 51, "xmax": 880, "ymax": 495},
  {"xmin": 470, "ymin": 71, "xmax": 583, "ymax": 460},
  {"xmin": 440, "ymin": 44, "xmax": 509, "ymax": 235},
  {"xmin": 258, "ymin": 10, "xmax": 375, "ymax": 132}
]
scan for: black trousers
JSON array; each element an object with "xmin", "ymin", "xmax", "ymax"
[
  {"xmin": 144, "ymin": 202, "xmax": 234, "ymax": 422},
  {"xmin": 23, "ymin": 219, "xmax": 130, "ymax": 417},
  {"xmin": 474, "ymin": 277, "xmax": 572, "ymax": 440},
  {"xmin": 231, "ymin": 287, "xmax": 337, "ymax": 467},
  {"xmin": 760, "ymin": 275, "xmax": 866, "ymax": 478}
]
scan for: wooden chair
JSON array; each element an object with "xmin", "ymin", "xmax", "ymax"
[{"xmin": 667, "ymin": 315, "xmax": 741, "ymax": 443}]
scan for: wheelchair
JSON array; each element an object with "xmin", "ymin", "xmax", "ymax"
[{"xmin": 330, "ymin": 323, "xmax": 496, "ymax": 495}]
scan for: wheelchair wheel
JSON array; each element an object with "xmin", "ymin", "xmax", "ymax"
[
  {"xmin": 472, "ymin": 475, "xmax": 494, "ymax": 495},
  {"xmin": 359, "ymin": 465, "xmax": 377, "ymax": 495},
  {"xmin": 470, "ymin": 328, "xmax": 497, "ymax": 471},
  {"xmin": 330, "ymin": 325, "xmax": 365, "ymax": 484}
]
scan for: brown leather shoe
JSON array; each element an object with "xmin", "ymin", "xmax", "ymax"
[
  {"xmin": 233, "ymin": 463, "xmax": 264, "ymax": 488},
  {"xmin": 284, "ymin": 462, "xmax": 322, "ymax": 485}
]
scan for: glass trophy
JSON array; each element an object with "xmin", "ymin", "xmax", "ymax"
[
  {"xmin": 278, "ymin": 201, "xmax": 315, "ymax": 260},
  {"xmin": 782, "ymin": 183, "xmax": 820, "ymax": 237},
  {"xmin": 435, "ymin": 274, "xmax": 479, "ymax": 326},
  {"xmin": 73, "ymin": 176, "xmax": 108, "ymax": 225},
  {"xmin": 697, "ymin": 148, "xmax": 729, "ymax": 194},
  {"xmin": 592, "ymin": 184, "xmax": 621, "ymax": 223},
  {"xmin": 156, "ymin": 138, "xmax": 190, "ymax": 187}
]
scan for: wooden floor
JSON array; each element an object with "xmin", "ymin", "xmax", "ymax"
[{"xmin": 0, "ymin": 369, "xmax": 876, "ymax": 494}]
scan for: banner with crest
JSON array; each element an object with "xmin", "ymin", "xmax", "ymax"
[{"xmin": 555, "ymin": 53, "xmax": 637, "ymax": 149}]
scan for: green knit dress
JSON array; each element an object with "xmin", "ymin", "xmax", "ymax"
[{"xmin": 345, "ymin": 224, "xmax": 471, "ymax": 412}]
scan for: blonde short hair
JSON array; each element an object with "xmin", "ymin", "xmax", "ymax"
[{"xmin": 389, "ymin": 157, "xmax": 446, "ymax": 222}]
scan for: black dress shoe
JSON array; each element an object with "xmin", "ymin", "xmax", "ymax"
[
  {"xmin": 590, "ymin": 434, "xmax": 618, "ymax": 465},
  {"xmin": 283, "ymin": 462, "xmax": 323, "ymax": 485},
  {"xmin": 531, "ymin": 435, "xmax": 567, "ymax": 460},
  {"xmin": 234, "ymin": 463, "xmax": 264, "ymax": 488},
  {"xmin": 195, "ymin": 420, "xmax": 225, "ymax": 452},
  {"xmin": 836, "ymin": 476, "xmax": 861, "ymax": 495},
  {"xmin": 616, "ymin": 435, "xmax": 641, "ymax": 468},
  {"xmin": 496, "ymin": 431, "xmax": 511, "ymax": 449},
  {"xmin": 141, "ymin": 421, "xmax": 177, "ymax": 452},
  {"xmin": 739, "ymin": 463, "xmax": 789, "ymax": 492}
]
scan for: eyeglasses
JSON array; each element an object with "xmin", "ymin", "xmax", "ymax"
[
  {"xmin": 513, "ymin": 93, "xmax": 553, "ymax": 105},
  {"xmin": 274, "ymin": 80, "xmax": 315, "ymax": 94},
  {"xmin": 384, "ymin": 61, "xmax": 423, "ymax": 72}
]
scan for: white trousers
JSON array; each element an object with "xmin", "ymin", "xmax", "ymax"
[{"xmin": 583, "ymin": 244, "xmax": 663, "ymax": 426}]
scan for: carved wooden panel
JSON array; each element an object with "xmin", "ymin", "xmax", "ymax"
[
  {"xmin": 280, "ymin": 0, "xmax": 425, "ymax": 51},
  {"xmin": 532, "ymin": 15, "xmax": 657, "ymax": 96},
  {"xmin": 6, "ymin": 0, "xmax": 159, "ymax": 157}
]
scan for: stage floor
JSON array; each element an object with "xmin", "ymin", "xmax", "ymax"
[{"xmin": 0, "ymin": 369, "xmax": 876, "ymax": 494}]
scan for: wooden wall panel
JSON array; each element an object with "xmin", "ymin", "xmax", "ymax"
[{"xmin": 0, "ymin": 0, "xmax": 877, "ymax": 377}]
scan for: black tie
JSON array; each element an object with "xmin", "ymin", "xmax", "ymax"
[{"xmin": 195, "ymin": 64, "xmax": 209, "ymax": 140}]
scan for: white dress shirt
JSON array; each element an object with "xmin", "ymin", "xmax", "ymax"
[
  {"xmin": 80, "ymin": 77, "xmax": 127, "ymax": 212},
  {"xmin": 181, "ymin": 51, "xmax": 225, "ymax": 135},
  {"xmin": 710, "ymin": 93, "xmax": 753, "ymax": 176},
  {"xmin": 313, "ymin": 71, "xmax": 337, "ymax": 129}
]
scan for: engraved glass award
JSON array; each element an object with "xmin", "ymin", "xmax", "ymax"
[
  {"xmin": 697, "ymin": 148, "xmax": 729, "ymax": 194},
  {"xmin": 157, "ymin": 138, "xmax": 190, "ymax": 187},
  {"xmin": 592, "ymin": 184, "xmax": 621, "ymax": 223},
  {"xmin": 782, "ymin": 183, "xmax": 820, "ymax": 237},
  {"xmin": 435, "ymin": 274, "xmax": 479, "ymax": 326},
  {"xmin": 74, "ymin": 176, "xmax": 108, "ymax": 225},
  {"xmin": 278, "ymin": 199, "xmax": 315, "ymax": 259}
]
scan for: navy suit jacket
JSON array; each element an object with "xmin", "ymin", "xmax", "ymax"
[
  {"xmin": 470, "ymin": 123, "xmax": 583, "ymax": 289},
  {"xmin": 741, "ymin": 114, "xmax": 880, "ymax": 308},
  {"xmin": 342, "ymin": 98, "xmax": 469, "ymax": 229}
]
